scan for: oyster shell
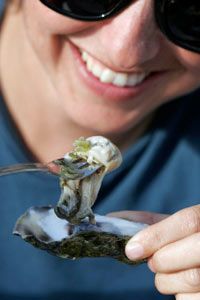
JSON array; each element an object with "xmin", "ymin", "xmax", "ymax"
[
  {"xmin": 14, "ymin": 206, "xmax": 147, "ymax": 264},
  {"xmin": 14, "ymin": 136, "xmax": 147, "ymax": 264}
]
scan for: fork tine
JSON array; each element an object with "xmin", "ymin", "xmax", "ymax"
[
  {"xmin": 53, "ymin": 158, "xmax": 102, "ymax": 180},
  {"xmin": 72, "ymin": 161, "xmax": 89, "ymax": 169},
  {"xmin": 78, "ymin": 165, "xmax": 101, "ymax": 177}
]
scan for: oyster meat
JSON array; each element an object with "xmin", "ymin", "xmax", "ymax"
[
  {"xmin": 14, "ymin": 206, "xmax": 147, "ymax": 264},
  {"xmin": 54, "ymin": 136, "xmax": 122, "ymax": 224}
]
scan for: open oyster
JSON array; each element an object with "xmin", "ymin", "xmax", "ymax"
[
  {"xmin": 14, "ymin": 136, "xmax": 147, "ymax": 264},
  {"xmin": 14, "ymin": 206, "xmax": 147, "ymax": 264}
]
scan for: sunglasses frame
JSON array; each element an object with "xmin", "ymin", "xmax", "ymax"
[
  {"xmin": 39, "ymin": 0, "xmax": 132, "ymax": 21},
  {"xmin": 39, "ymin": 0, "xmax": 200, "ymax": 54}
]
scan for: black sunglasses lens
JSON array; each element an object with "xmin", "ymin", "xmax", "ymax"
[
  {"xmin": 165, "ymin": 0, "xmax": 200, "ymax": 51},
  {"xmin": 42, "ymin": 0, "xmax": 122, "ymax": 17},
  {"xmin": 167, "ymin": 0, "xmax": 200, "ymax": 41}
]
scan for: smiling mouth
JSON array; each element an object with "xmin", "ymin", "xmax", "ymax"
[
  {"xmin": 79, "ymin": 49, "xmax": 150, "ymax": 88},
  {"xmin": 69, "ymin": 41, "xmax": 169, "ymax": 102}
]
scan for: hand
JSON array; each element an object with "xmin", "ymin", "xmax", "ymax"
[{"xmin": 109, "ymin": 206, "xmax": 200, "ymax": 299}]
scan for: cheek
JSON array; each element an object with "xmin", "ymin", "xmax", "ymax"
[
  {"xmin": 175, "ymin": 48, "xmax": 200, "ymax": 76},
  {"xmin": 22, "ymin": 0, "xmax": 92, "ymax": 36},
  {"xmin": 21, "ymin": 0, "xmax": 94, "ymax": 79}
]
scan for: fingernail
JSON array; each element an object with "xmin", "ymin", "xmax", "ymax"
[{"xmin": 125, "ymin": 242, "xmax": 144, "ymax": 260}]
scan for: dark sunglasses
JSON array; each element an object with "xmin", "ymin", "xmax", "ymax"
[{"xmin": 39, "ymin": 0, "xmax": 200, "ymax": 54}]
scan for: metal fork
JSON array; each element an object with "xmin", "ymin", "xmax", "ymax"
[{"xmin": 0, "ymin": 158, "xmax": 101, "ymax": 180}]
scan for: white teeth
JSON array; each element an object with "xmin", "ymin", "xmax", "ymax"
[
  {"xmin": 91, "ymin": 64, "xmax": 102, "ymax": 77},
  {"xmin": 113, "ymin": 73, "xmax": 128, "ymax": 87},
  {"xmin": 82, "ymin": 51, "xmax": 88, "ymax": 62},
  {"xmin": 86, "ymin": 57, "xmax": 93, "ymax": 72},
  {"xmin": 81, "ymin": 50, "xmax": 148, "ymax": 87},
  {"xmin": 127, "ymin": 74, "xmax": 139, "ymax": 86},
  {"xmin": 100, "ymin": 69, "xmax": 115, "ymax": 83},
  {"xmin": 126, "ymin": 73, "xmax": 146, "ymax": 87}
]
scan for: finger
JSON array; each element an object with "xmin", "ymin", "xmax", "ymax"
[
  {"xmin": 176, "ymin": 293, "xmax": 200, "ymax": 300},
  {"xmin": 155, "ymin": 269, "xmax": 200, "ymax": 295},
  {"xmin": 125, "ymin": 205, "xmax": 200, "ymax": 260},
  {"xmin": 107, "ymin": 210, "xmax": 168, "ymax": 225},
  {"xmin": 148, "ymin": 232, "xmax": 200, "ymax": 273}
]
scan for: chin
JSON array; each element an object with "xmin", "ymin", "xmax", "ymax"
[{"xmin": 71, "ymin": 111, "xmax": 143, "ymax": 136}]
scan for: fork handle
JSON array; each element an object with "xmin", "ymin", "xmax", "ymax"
[{"xmin": 0, "ymin": 163, "xmax": 49, "ymax": 177}]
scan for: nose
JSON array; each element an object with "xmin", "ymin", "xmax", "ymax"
[{"xmin": 99, "ymin": 0, "xmax": 161, "ymax": 70}]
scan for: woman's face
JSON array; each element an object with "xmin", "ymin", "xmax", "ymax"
[{"xmin": 18, "ymin": 0, "xmax": 200, "ymax": 134}]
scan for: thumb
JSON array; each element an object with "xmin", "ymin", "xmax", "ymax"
[
  {"xmin": 125, "ymin": 211, "xmax": 173, "ymax": 261},
  {"xmin": 107, "ymin": 210, "xmax": 169, "ymax": 261}
]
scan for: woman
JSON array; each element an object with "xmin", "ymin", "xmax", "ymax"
[{"xmin": 0, "ymin": 1, "xmax": 200, "ymax": 299}]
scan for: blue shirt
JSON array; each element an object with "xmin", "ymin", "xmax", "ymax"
[
  {"xmin": 0, "ymin": 0, "xmax": 4, "ymax": 13},
  {"xmin": 1, "ymin": 89, "xmax": 200, "ymax": 300}
]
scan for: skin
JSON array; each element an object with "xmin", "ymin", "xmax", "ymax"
[{"xmin": 1, "ymin": 0, "xmax": 200, "ymax": 298}]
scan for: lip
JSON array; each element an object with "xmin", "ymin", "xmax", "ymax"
[{"xmin": 69, "ymin": 42, "xmax": 167, "ymax": 102}]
